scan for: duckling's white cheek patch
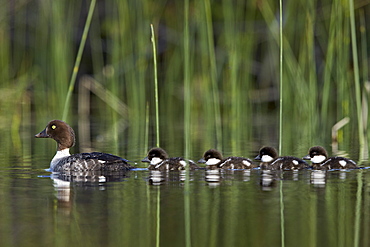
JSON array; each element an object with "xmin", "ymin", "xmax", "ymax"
[
  {"xmin": 206, "ymin": 158, "xmax": 221, "ymax": 165},
  {"xmin": 151, "ymin": 157, "xmax": 163, "ymax": 165},
  {"xmin": 311, "ymin": 155, "xmax": 326, "ymax": 164},
  {"xmin": 339, "ymin": 160, "xmax": 347, "ymax": 167},
  {"xmin": 261, "ymin": 155, "xmax": 274, "ymax": 163}
]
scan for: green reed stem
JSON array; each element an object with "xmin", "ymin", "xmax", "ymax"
[
  {"xmin": 354, "ymin": 170, "xmax": 363, "ymax": 247},
  {"xmin": 144, "ymin": 102, "xmax": 150, "ymax": 155},
  {"xmin": 279, "ymin": 0, "xmax": 283, "ymax": 155},
  {"xmin": 62, "ymin": 0, "xmax": 96, "ymax": 121},
  {"xmin": 279, "ymin": 2, "xmax": 285, "ymax": 246},
  {"xmin": 156, "ymin": 187, "xmax": 161, "ymax": 247},
  {"xmin": 280, "ymin": 180, "xmax": 285, "ymax": 247},
  {"xmin": 360, "ymin": 9, "xmax": 369, "ymax": 162},
  {"xmin": 151, "ymin": 24, "xmax": 160, "ymax": 147},
  {"xmin": 349, "ymin": 0, "xmax": 365, "ymax": 161},
  {"xmin": 321, "ymin": 0, "xmax": 336, "ymax": 124},
  {"xmin": 204, "ymin": 0, "xmax": 222, "ymax": 150},
  {"xmin": 184, "ymin": 2, "xmax": 191, "ymax": 245},
  {"xmin": 184, "ymin": 0, "xmax": 191, "ymax": 160},
  {"xmin": 359, "ymin": 9, "xmax": 369, "ymax": 83},
  {"xmin": 184, "ymin": 173, "xmax": 191, "ymax": 247}
]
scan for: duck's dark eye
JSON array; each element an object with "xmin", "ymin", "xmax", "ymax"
[{"xmin": 51, "ymin": 125, "xmax": 57, "ymax": 130}]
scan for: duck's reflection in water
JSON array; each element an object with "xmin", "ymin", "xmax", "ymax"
[
  {"xmin": 52, "ymin": 175, "xmax": 72, "ymax": 208},
  {"xmin": 53, "ymin": 170, "xmax": 130, "ymax": 183},
  {"xmin": 51, "ymin": 170, "xmax": 130, "ymax": 212}
]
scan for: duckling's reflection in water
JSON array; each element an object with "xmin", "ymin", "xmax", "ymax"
[
  {"xmin": 148, "ymin": 170, "xmax": 167, "ymax": 185},
  {"xmin": 205, "ymin": 169, "xmax": 222, "ymax": 187},
  {"xmin": 310, "ymin": 170, "xmax": 327, "ymax": 187},
  {"xmin": 220, "ymin": 169, "xmax": 254, "ymax": 183},
  {"xmin": 260, "ymin": 170, "xmax": 310, "ymax": 190},
  {"xmin": 148, "ymin": 170, "xmax": 187, "ymax": 186},
  {"xmin": 260, "ymin": 170, "xmax": 276, "ymax": 190}
]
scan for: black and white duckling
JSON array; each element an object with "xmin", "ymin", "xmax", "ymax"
[
  {"xmin": 142, "ymin": 147, "xmax": 199, "ymax": 171},
  {"xmin": 198, "ymin": 149, "xmax": 256, "ymax": 170},
  {"xmin": 35, "ymin": 120, "xmax": 134, "ymax": 172},
  {"xmin": 255, "ymin": 146, "xmax": 309, "ymax": 170},
  {"xmin": 303, "ymin": 146, "xmax": 358, "ymax": 170}
]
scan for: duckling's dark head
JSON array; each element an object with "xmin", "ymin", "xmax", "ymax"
[
  {"xmin": 255, "ymin": 146, "xmax": 278, "ymax": 162},
  {"xmin": 303, "ymin": 146, "xmax": 328, "ymax": 164},
  {"xmin": 198, "ymin": 149, "xmax": 223, "ymax": 165},
  {"xmin": 142, "ymin": 147, "xmax": 169, "ymax": 163}
]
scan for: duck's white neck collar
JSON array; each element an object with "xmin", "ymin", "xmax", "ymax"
[{"xmin": 50, "ymin": 149, "xmax": 71, "ymax": 170}]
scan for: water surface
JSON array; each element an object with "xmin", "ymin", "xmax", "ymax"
[{"xmin": 1, "ymin": 154, "xmax": 369, "ymax": 247}]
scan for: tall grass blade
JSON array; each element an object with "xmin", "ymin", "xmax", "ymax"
[
  {"xmin": 184, "ymin": 0, "xmax": 191, "ymax": 160},
  {"xmin": 359, "ymin": 9, "xmax": 369, "ymax": 83},
  {"xmin": 144, "ymin": 102, "xmax": 150, "ymax": 155},
  {"xmin": 62, "ymin": 0, "xmax": 96, "ymax": 121},
  {"xmin": 321, "ymin": 0, "xmax": 337, "ymax": 124},
  {"xmin": 348, "ymin": 0, "xmax": 365, "ymax": 161},
  {"xmin": 204, "ymin": 0, "xmax": 222, "ymax": 150},
  {"xmin": 280, "ymin": 180, "xmax": 285, "ymax": 247},
  {"xmin": 360, "ymin": 9, "xmax": 369, "ymax": 161},
  {"xmin": 279, "ymin": 0, "xmax": 283, "ymax": 155},
  {"xmin": 354, "ymin": 171, "xmax": 363, "ymax": 247},
  {"xmin": 151, "ymin": 24, "xmax": 160, "ymax": 147},
  {"xmin": 184, "ymin": 1, "xmax": 192, "ymax": 246},
  {"xmin": 279, "ymin": 1, "xmax": 285, "ymax": 246},
  {"xmin": 156, "ymin": 187, "xmax": 161, "ymax": 247}
]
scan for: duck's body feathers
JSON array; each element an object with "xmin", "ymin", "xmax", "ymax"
[{"xmin": 51, "ymin": 152, "xmax": 131, "ymax": 172}]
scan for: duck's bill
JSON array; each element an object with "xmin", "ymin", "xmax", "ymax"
[{"xmin": 35, "ymin": 128, "xmax": 50, "ymax": 138}]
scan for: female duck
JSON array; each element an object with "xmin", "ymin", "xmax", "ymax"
[
  {"xmin": 303, "ymin": 146, "xmax": 357, "ymax": 170},
  {"xmin": 198, "ymin": 149, "xmax": 256, "ymax": 170},
  {"xmin": 255, "ymin": 146, "xmax": 309, "ymax": 170},
  {"xmin": 35, "ymin": 120, "xmax": 134, "ymax": 172},
  {"xmin": 142, "ymin": 147, "xmax": 199, "ymax": 171}
]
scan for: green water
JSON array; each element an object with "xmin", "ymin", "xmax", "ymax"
[{"xmin": 0, "ymin": 154, "xmax": 369, "ymax": 247}]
